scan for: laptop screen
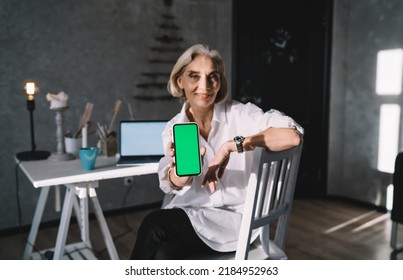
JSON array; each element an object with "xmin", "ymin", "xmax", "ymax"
[{"xmin": 119, "ymin": 120, "xmax": 166, "ymax": 157}]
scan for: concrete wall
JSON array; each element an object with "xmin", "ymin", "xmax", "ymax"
[
  {"xmin": 0, "ymin": 0, "xmax": 232, "ymax": 231},
  {"xmin": 5, "ymin": 0, "xmax": 402, "ymax": 233},
  {"xmin": 328, "ymin": 0, "xmax": 403, "ymax": 206}
]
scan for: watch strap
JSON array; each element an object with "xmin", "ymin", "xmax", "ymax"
[{"xmin": 234, "ymin": 136, "xmax": 245, "ymax": 153}]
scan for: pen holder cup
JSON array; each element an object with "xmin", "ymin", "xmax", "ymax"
[
  {"xmin": 100, "ymin": 134, "xmax": 117, "ymax": 157},
  {"xmin": 79, "ymin": 147, "xmax": 98, "ymax": 171}
]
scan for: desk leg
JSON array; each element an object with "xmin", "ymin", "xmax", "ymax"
[
  {"xmin": 51, "ymin": 183, "xmax": 119, "ymax": 260},
  {"xmin": 72, "ymin": 196, "xmax": 82, "ymax": 234},
  {"xmin": 53, "ymin": 186, "xmax": 76, "ymax": 259},
  {"xmin": 22, "ymin": 187, "xmax": 50, "ymax": 260},
  {"xmin": 78, "ymin": 190, "xmax": 90, "ymax": 244},
  {"xmin": 71, "ymin": 193, "xmax": 90, "ymax": 245},
  {"xmin": 91, "ymin": 194, "xmax": 119, "ymax": 260}
]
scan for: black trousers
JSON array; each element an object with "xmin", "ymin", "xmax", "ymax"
[{"xmin": 130, "ymin": 208, "xmax": 215, "ymax": 260}]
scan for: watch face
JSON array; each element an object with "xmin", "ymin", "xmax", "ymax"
[
  {"xmin": 234, "ymin": 136, "xmax": 243, "ymax": 143},
  {"xmin": 264, "ymin": 27, "xmax": 299, "ymax": 65},
  {"xmin": 234, "ymin": 136, "xmax": 244, "ymax": 153}
]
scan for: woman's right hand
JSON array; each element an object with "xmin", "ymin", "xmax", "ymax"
[
  {"xmin": 167, "ymin": 141, "xmax": 192, "ymax": 188},
  {"xmin": 167, "ymin": 141, "xmax": 206, "ymax": 189}
]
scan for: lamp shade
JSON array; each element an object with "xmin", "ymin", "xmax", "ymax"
[{"xmin": 24, "ymin": 81, "xmax": 38, "ymax": 101}]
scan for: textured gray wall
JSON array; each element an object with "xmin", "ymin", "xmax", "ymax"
[
  {"xmin": 0, "ymin": 0, "xmax": 232, "ymax": 231},
  {"xmin": 7, "ymin": 0, "xmax": 402, "ymax": 235},
  {"xmin": 329, "ymin": 0, "xmax": 403, "ymax": 206}
]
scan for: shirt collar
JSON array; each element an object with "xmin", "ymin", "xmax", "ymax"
[
  {"xmin": 212, "ymin": 101, "xmax": 228, "ymax": 125},
  {"xmin": 178, "ymin": 101, "xmax": 228, "ymax": 125}
]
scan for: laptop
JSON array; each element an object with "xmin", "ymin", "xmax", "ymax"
[{"xmin": 116, "ymin": 120, "xmax": 167, "ymax": 166}]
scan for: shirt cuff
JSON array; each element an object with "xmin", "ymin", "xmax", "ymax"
[
  {"xmin": 266, "ymin": 109, "xmax": 304, "ymax": 135},
  {"xmin": 158, "ymin": 158, "xmax": 191, "ymax": 195}
]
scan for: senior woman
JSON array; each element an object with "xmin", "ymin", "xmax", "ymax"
[{"xmin": 130, "ymin": 43, "xmax": 303, "ymax": 259}]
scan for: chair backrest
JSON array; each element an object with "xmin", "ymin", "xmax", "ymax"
[
  {"xmin": 235, "ymin": 143, "xmax": 303, "ymax": 260},
  {"xmin": 392, "ymin": 152, "xmax": 403, "ymax": 223}
]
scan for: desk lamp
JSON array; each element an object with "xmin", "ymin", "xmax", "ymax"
[{"xmin": 16, "ymin": 81, "xmax": 51, "ymax": 161}]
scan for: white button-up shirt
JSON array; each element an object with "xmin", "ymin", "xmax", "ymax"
[{"xmin": 158, "ymin": 100, "xmax": 303, "ymax": 252}]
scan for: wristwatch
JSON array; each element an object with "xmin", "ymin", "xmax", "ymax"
[{"xmin": 233, "ymin": 136, "xmax": 245, "ymax": 153}]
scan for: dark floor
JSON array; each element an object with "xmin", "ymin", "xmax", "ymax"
[{"xmin": 0, "ymin": 198, "xmax": 403, "ymax": 260}]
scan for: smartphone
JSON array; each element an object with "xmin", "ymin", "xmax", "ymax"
[{"xmin": 172, "ymin": 122, "xmax": 202, "ymax": 177}]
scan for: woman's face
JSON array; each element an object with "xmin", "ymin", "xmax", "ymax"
[{"xmin": 177, "ymin": 55, "xmax": 221, "ymax": 111}]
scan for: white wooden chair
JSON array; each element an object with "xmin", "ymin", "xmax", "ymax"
[{"xmin": 191, "ymin": 143, "xmax": 303, "ymax": 260}]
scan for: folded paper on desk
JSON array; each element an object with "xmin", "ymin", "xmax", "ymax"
[{"xmin": 116, "ymin": 120, "xmax": 166, "ymax": 166}]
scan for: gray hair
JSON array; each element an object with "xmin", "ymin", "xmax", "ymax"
[{"xmin": 167, "ymin": 44, "xmax": 228, "ymax": 103}]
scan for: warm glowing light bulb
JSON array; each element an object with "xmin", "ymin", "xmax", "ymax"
[{"xmin": 25, "ymin": 82, "xmax": 36, "ymax": 100}]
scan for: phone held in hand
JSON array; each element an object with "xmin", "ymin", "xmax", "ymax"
[{"xmin": 172, "ymin": 122, "xmax": 202, "ymax": 177}]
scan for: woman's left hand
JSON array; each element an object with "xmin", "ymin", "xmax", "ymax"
[{"xmin": 202, "ymin": 140, "xmax": 234, "ymax": 193}]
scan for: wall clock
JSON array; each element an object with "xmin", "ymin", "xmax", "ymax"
[{"xmin": 265, "ymin": 27, "xmax": 298, "ymax": 65}]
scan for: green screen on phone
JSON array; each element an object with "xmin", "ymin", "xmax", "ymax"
[{"xmin": 173, "ymin": 123, "xmax": 202, "ymax": 177}]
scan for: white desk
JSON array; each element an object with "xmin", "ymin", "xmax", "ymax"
[{"xmin": 17, "ymin": 156, "xmax": 158, "ymax": 260}]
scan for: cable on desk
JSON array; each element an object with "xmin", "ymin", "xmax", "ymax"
[
  {"xmin": 121, "ymin": 184, "xmax": 136, "ymax": 230},
  {"xmin": 94, "ymin": 184, "xmax": 136, "ymax": 258},
  {"xmin": 94, "ymin": 182, "xmax": 163, "ymax": 259},
  {"xmin": 14, "ymin": 160, "xmax": 23, "ymax": 230},
  {"xmin": 15, "ymin": 160, "xmax": 49, "ymax": 260},
  {"xmin": 15, "ymin": 161, "xmax": 48, "ymax": 260}
]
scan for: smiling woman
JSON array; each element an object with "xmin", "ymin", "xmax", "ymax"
[
  {"xmin": 177, "ymin": 56, "xmax": 221, "ymax": 102},
  {"xmin": 177, "ymin": 55, "xmax": 221, "ymax": 139},
  {"xmin": 129, "ymin": 43, "xmax": 303, "ymax": 260},
  {"xmin": 167, "ymin": 44, "xmax": 229, "ymax": 105}
]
